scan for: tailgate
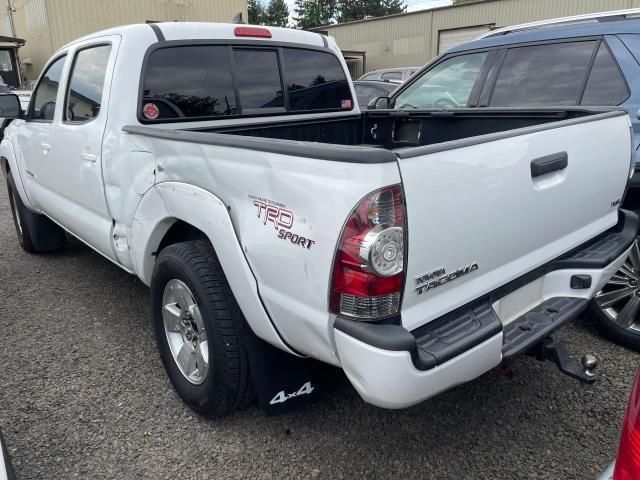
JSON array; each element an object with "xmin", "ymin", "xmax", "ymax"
[{"xmin": 398, "ymin": 111, "xmax": 632, "ymax": 331}]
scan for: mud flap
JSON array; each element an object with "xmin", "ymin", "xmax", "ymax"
[{"xmin": 243, "ymin": 329, "xmax": 319, "ymax": 416}]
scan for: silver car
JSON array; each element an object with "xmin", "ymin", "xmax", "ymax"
[{"xmin": 358, "ymin": 66, "xmax": 419, "ymax": 83}]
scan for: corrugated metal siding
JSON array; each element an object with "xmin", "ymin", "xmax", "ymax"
[
  {"xmin": 323, "ymin": 0, "xmax": 640, "ymax": 73},
  {"xmin": 0, "ymin": 0, "xmax": 246, "ymax": 78}
]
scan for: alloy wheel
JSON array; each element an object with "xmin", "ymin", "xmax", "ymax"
[
  {"xmin": 595, "ymin": 239, "xmax": 640, "ymax": 333},
  {"xmin": 162, "ymin": 279, "xmax": 209, "ymax": 385}
]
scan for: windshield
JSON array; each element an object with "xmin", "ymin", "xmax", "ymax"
[{"xmin": 394, "ymin": 52, "xmax": 488, "ymax": 109}]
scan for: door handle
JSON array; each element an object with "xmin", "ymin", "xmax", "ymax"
[
  {"xmin": 80, "ymin": 153, "xmax": 98, "ymax": 163},
  {"xmin": 531, "ymin": 152, "xmax": 568, "ymax": 178},
  {"xmin": 40, "ymin": 142, "xmax": 51, "ymax": 152}
]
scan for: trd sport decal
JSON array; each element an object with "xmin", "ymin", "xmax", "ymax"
[{"xmin": 249, "ymin": 195, "xmax": 316, "ymax": 250}]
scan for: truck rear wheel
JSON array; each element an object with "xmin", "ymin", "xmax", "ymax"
[
  {"xmin": 5, "ymin": 171, "xmax": 65, "ymax": 253},
  {"xmin": 151, "ymin": 240, "xmax": 255, "ymax": 416},
  {"xmin": 590, "ymin": 237, "xmax": 640, "ymax": 352}
]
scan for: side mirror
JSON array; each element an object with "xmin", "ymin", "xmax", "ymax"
[
  {"xmin": 368, "ymin": 96, "xmax": 390, "ymax": 110},
  {"xmin": 0, "ymin": 94, "xmax": 22, "ymax": 119}
]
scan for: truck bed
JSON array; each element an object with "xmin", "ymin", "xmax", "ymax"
[{"xmin": 195, "ymin": 107, "xmax": 612, "ymax": 152}]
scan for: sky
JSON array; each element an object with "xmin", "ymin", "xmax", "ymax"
[{"xmin": 283, "ymin": 0, "xmax": 453, "ymax": 22}]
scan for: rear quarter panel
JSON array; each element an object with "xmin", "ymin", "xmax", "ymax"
[{"xmin": 144, "ymin": 137, "xmax": 401, "ymax": 363}]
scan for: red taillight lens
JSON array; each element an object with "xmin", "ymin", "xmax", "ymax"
[
  {"xmin": 234, "ymin": 26, "xmax": 272, "ymax": 38},
  {"xmin": 614, "ymin": 368, "xmax": 640, "ymax": 480},
  {"xmin": 330, "ymin": 185, "xmax": 405, "ymax": 320}
]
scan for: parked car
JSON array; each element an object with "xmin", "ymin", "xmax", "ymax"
[
  {"xmin": 358, "ymin": 66, "xmax": 419, "ymax": 83},
  {"xmin": 353, "ymin": 80, "xmax": 398, "ymax": 109},
  {"xmin": 598, "ymin": 367, "xmax": 640, "ymax": 480},
  {"xmin": 0, "ymin": 22, "xmax": 636, "ymax": 417},
  {"xmin": 377, "ymin": 9, "xmax": 640, "ymax": 351}
]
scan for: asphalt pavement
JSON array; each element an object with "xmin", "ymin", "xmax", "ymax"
[{"xmin": 0, "ymin": 185, "xmax": 638, "ymax": 479}]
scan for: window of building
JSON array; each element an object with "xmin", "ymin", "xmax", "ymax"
[
  {"xmin": 65, "ymin": 45, "xmax": 111, "ymax": 123},
  {"xmin": 490, "ymin": 41, "xmax": 597, "ymax": 107}
]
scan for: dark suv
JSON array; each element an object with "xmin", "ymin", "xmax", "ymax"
[{"xmin": 386, "ymin": 14, "xmax": 640, "ymax": 350}]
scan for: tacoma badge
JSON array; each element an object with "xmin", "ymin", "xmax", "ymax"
[{"xmin": 414, "ymin": 262, "xmax": 479, "ymax": 295}]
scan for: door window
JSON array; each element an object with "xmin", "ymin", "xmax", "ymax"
[
  {"xmin": 490, "ymin": 41, "xmax": 597, "ymax": 107},
  {"xmin": 142, "ymin": 45, "xmax": 237, "ymax": 120},
  {"xmin": 30, "ymin": 55, "xmax": 67, "ymax": 121},
  {"xmin": 581, "ymin": 43, "xmax": 629, "ymax": 106},
  {"xmin": 394, "ymin": 52, "xmax": 488, "ymax": 109},
  {"xmin": 65, "ymin": 45, "xmax": 111, "ymax": 123}
]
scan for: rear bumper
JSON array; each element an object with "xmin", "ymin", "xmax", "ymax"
[{"xmin": 334, "ymin": 210, "xmax": 638, "ymax": 409}]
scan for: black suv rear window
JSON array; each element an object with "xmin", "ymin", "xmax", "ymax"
[{"xmin": 140, "ymin": 45, "xmax": 353, "ymax": 121}]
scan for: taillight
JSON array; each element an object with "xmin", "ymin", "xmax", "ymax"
[
  {"xmin": 234, "ymin": 26, "xmax": 272, "ymax": 38},
  {"xmin": 330, "ymin": 185, "xmax": 405, "ymax": 320},
  {"xmin": 613, "ymin": 368, "xmax": 640, "ymax": 480}
]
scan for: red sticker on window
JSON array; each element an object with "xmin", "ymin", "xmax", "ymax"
[{"xmin": 143, "ymin": 103, "xmax": 160, "ymax": 120}]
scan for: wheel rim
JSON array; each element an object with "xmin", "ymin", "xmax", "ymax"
[
  {"xmin": 162, "ymin": 279, "xmax": 209, "ymax": 385},
  {"xmin": 595, "ymin": 238, "xmax": 640, "ymax": 333},
  {"xmin": 9, "ymin": 187, "xmax": 23, "ymax": 236}
]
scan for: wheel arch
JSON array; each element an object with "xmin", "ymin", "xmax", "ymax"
[{"xmin": 131, "ymin": 182, "xmax": 296, "ymax": 355}]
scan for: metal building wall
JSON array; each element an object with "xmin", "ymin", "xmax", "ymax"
[
  {"xmin": 320, "ymin": 0, "xmax": 640, "ymax": 74},
  {"xmin": 1, "ymin": 0, "xmax": 247, "ymax": 79}
]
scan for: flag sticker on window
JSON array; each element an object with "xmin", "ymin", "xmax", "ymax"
[
  {"xmin": 341, "ymin": 99, "xmax": 352, "ymax": 109},
  {"xmin": 143, "ymin": 103, "xmax": 160, "ymax": 120}
]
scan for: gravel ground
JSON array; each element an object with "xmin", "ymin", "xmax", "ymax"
[{"xmin": 0, "ymin": 185, "xmax": 639, "ymax": 480}]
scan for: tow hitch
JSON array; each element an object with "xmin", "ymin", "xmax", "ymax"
[{"xmin": 532, "ymin": 337, "xmax": 598, "ymax": 384}]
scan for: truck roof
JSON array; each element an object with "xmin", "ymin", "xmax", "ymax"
[{"xmin": 60, "ymin": 22, "xmax": 327, "ymax": 51}]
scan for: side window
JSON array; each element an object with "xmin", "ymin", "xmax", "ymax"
[
  {"xmin": 65, "ymin": 45, "xmax": 111, "ymax": 123},
  {"xmin": 581, "ymin": 43, "xmax": 629, "ymax": 106},
  {"xmin": 30, "ymin": 55, "xmax": 66, "ymax": 121},
  {"xmin": 142, "ymin": 46, "xmax": 237, "ymax": 120},
  {"xmin": 490, "ymin": 41, "xmax": 597, "ymax": 107},
  {"xmin": 381, "ymin": 71, "xmax": 402, "ymax": 81},
  {"xmin": 281, "ymin": 48, "xmax": 352, "ymax": 111},
  {"xmin": 394, "ymin": 52, "xmax": 488, "ymax": 109},
  {"xmin": 233, "ymin": 49, "xmax": 284, "ymax": 112}
]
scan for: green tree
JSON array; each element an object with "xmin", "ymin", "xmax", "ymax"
[
  {"xmin": 266, "ymin": 0, "xmax": 290, "ymax": 27},
  {"xmin": 294, "ymin": 0, "xmax": 337, "ymax": 29},
  {"xmin": 337, "ymin": 0, "xmax": 406, "ymax": 24},
  {"xmin": 248, "ymin": 0, "xmax": 266, "ymax": 24}
]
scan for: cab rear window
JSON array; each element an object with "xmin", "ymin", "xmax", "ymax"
[{"xmin": 140, "ymin": 44, "xmax": 353, "ymax": 122}]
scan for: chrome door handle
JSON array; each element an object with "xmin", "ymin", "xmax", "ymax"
[
  {"xmin": 40, "ymin": 142, "xmax": 51, "ymax": 152},
  {"xmin": 80, "ymin": 153, "xmax": 98, "ymax": 163}
]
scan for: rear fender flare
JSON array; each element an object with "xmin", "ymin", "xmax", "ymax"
[{"xmin": 131, "ymin": 181, "xmax": 296, "ymax": 355}]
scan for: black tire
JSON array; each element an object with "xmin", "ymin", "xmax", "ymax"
[
  {"xmin": 5, "ymin": 171, "xmax": 65, "ymax": 253},
  {"xmin": 589, "ymin": 300, "xmax": 640, "ymax": 352},
  {"xmin": 151, "ymin": 240, "xmax": 255, "ymax": 416}
]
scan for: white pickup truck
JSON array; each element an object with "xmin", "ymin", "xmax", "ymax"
[{"xmin": 1, "ymin": 22, "xmax": 638, "ymax": 416}]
